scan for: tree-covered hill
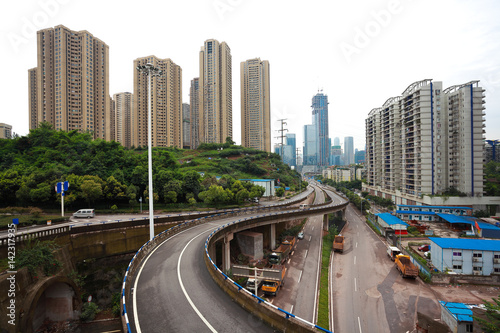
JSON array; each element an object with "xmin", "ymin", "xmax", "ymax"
[{"xmin": 0, "ymin": 124, "xmax": 303, "ymax": 209}]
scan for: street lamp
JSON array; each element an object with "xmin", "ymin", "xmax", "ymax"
[{"xmin": 137, "ymin": 63, "xmax": 163, "ymax": 241}]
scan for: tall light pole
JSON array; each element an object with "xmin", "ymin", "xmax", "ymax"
[{"xmin": 137, "ymin": 63, "xmax": 163, "ymax": 241}]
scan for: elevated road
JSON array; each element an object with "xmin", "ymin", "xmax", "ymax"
[{"xmin": 127, "ymin": 186, "xmax": 348, "ymax": 332}]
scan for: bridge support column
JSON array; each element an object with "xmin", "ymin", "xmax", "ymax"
[
  {"xmin": 222, "ymin": 233, "xmax": 233, "ymax": 273},
  {"xmin": 270, "ymin": 224, "xmax": 276, "ymax": 249},
  {"xmin": 323, "ymin": 214, "xmax": 329, "ymax": 231}
]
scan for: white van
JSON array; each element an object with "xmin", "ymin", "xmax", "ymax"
[
  {"xmin": 73, "ymin": 209, "xmax": 95, "ymax": 218},
  {"xmin": 299, "ymin": 204, "xmax": 308, "ymax": 209}
]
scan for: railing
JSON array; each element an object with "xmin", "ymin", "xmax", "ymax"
[
  {"xmin": 202, "ymin": 192, "xmax": 348, "ymax": 333},
  {"xmin": 121, "ymin": 187, "xmax": 316, "ymax": 332}
]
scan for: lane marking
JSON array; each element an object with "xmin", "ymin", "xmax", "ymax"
[
  {"xmin": 309, "ymin": 236, "xmax": 312, "ymax": 242},
  {"xmin": 298, "ymin": 270, "xmax": 303, "ymax": 283},
  {"xmin": 287, "ymin": 258, "xmax": 291, "ymax": 264},
  {"xmin": 305, "ymin": 249, "xmax": 308, "ymax": 258},
  {"xmin": 354, "ymin": 278, "xmax": 357, "ymax": 292},
  {"xmin": 178, "ymin": 230, "xmax": 218, "ymax": 332},
  {"xmin": 312, "ymin": 226, "xmax": 315, "ymax": 231},
  {"xmin": 133, "ymin": 227, "xmax": 218, "ymax": 333},
  {"xmin": 358, "ymin": 316, "xmax": 362, "ymax": 333},
  {"xmin": 354, "ymin": 256, "xmax": 356, "ymax": 265},
  {"xmin": 290, "ymin": 305, "xmax": 294, "ymax": 313},
  {"xmin": 356, "ymin": 242, "xmax": 358, "ymax": 248}
]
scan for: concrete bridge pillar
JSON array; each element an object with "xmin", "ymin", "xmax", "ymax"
[
  {"xmin": 222, "ymin": 233, "xmax": 233, "ymax": 273},
  {"xmin": 270, "ymin": 224, "xmax": 276, "ymax": 250}
]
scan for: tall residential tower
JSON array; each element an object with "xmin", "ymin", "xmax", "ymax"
[
  {"xmin": 199, "ymin": 39, "xmax": 232, "ymax": 144},
  {"xmin": 28, "ymin": 25, "xmax": 111, "ymax": 139},
  {"xmin": 365, "ymin": 79, "xmax": 485, "ymax": 204},
  {"xmin": 240, "ymin": 58, "xmax": 271, "ymax": 152},
  {"xmin": 113, "ymin": 92, "xmax": 133, "ymax": 148},
  {"xmin": 133, "ymin": 56, "xmax": 183, "ymax": 148}
]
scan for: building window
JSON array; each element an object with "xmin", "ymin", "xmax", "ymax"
[
  {"xmin": 465, "ymin": 323, "xmax": 473, "ymax": 332},
  {"xmin": 453, "ymin": 251, "xmax": 462, "ymax": 257},
  {"xmin": 473, "ymin": 253, "xmax": 482, "ymax": 258},
  {"xmin": 453, "ymin": 265, "xmax": 462, "ymax": 270},
  {"xmin": 473, "ymin": 266, "xmax": 482, "ymax": 271}
]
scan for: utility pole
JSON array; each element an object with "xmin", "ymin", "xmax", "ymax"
[{"xmin": 275, "ymin": 119, "xmax": 288, "ymax": 160}]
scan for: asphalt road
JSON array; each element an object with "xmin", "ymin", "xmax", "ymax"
[
  {"xmin": 331, "ymin": 203, "xmax": 442, "ymax": 333},
  {"xmin": 274, "ymin": 186, "xmax": 325, "ymax": 323},
  {"xmin": 130, "ymin": 212, "xmax": 277, "ymax": 332}
]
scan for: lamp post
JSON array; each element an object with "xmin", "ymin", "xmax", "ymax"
[{"xmin": 136, "ymin": 63, "xmax": 163, "ymax": 241}]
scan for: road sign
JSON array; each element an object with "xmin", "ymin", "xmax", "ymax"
[{"xmin": 12, "ymin": 218, "xmax": 19, "ymax": 225}]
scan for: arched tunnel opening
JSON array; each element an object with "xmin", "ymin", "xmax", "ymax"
[{"xmin": 32, "ymin": 281, "xmax": 80, "ymax": 332}]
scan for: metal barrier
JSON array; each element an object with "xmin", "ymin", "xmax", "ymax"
[
  {"xmin": 121, "ymin": 187, "xmax": 316, "ymax": 332},
  {"xmin": 203, "ymin": 194, "xmax": 347, "ymax": 332}
]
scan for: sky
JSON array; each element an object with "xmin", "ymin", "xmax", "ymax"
[{"xmin": 1, "ymin": 0, "xmax": 500, "ymax": 152}]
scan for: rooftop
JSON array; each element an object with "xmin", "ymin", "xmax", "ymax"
[
  {"xmin": 376, "ymin": 213, "xmax": 409, "ymax": 226},
  {"xmin": 439, "ymin": 301, "xmax": 473, "ymax": 322},
  {"xmin": 429, "ymin": 237, "xmax": 500, "ymax": 251}
]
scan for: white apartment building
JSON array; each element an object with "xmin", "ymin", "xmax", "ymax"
[{"xmin": 365, "ymin": 79, "xmax": 485, "ymax": 206}]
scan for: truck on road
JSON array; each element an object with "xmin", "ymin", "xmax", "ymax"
[
  {"xmin": 333, "ymin": 235, "xmax": 345, "ymax": 253},
  {"xmin": 387, "ymin": 246, "xmax": 401, "ymax": 261},
  {"xmin": 262, "ymin": 265, "xmax": 286, "ymax": 296},
  {"xmin": 281, "ymin": 235, "xmax": 296, "ymax": 248},
  {"xmin": 268, "ymin": 244, "xmax": 291, "ymax": 265},
  {"xmin": 395, "ymin": 254, "xmax": 419, "ymax": 278}
]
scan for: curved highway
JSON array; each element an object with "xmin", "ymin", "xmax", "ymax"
[{"xmin": 128, "ymin": 186, "xmax": 347, "ymax": 332}]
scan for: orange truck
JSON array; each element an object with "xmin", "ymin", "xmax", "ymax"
[
  {"xmin": 395, "ymin": 254, "xmax": 419, "ymax": 278},
  {"xmin": 281, "ymin": 235, "xmax": 296, "ymax": 248},
  {"xmin": 333, "ymin": 235, "xmax": 345, "ymax": 253},
  {"xmin": 261, "ymin": 265, "xmax": 286, "ymax": 296}
]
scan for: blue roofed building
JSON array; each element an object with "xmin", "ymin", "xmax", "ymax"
[
  {"xmin": 429, "ymin": 237, "xmax": 500, "ymax": 275},
  {"xmin": 238, "ymin": 179, "xmax": 275, "ymax": 197},
  {"xmin": 439, "ymin": 301, "xmax": 474, "ymax": 333},
  {"xmin": 396, "ymin": 205, "xmax": 472, "ymax": 222},
  {"xmin": 375, "ymin": 213, "xmax": 409, "ymax": 235}
]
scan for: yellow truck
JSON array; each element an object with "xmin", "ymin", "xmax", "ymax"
[
  {"xmin": 261, "ymin": 265, "xmax": 286, "ymax": 296},
  {"xmin": 395, "ymin": 254, "xmax": 419, "ymax": 278},
  {"xmin": 333, "ymin": 235, "xmax": 345, "ymax": 253}
]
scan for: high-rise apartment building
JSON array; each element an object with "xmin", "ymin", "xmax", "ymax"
[
  {"xmin": 28, "ymin": 25, "xmax": 111, "ymax": 139},
  {"xmin": 0, "ymin": 123, "xmax": 12, "ymax": 139},
  {"xmin": 199, "ymin": 39, "xmax": 232, "ymax": 144},
  {"xmin": 344, "ymin": 136, "xmax": 354, "ymax": 165},
  {"xmin": 190, "ymin": 78, "xmax": 200, "ymax": 149},
  {"xmin": 133, "ymin": 56, "xmax": 182, "ymax": 148},
  {"xmin": 365, "ymin": 79, "xmax": 485, "ymax": 204},
  {"xmin": 241, "ymin": 58, "xmax": 271, "ymax": 152},
  {"xmin": 182, "ymin": 103, "xmax": 190, "ymax": 149},
  {"xmin": 113, "ymin": 92, "xmax": 133, "ymax": 148},
  {"xmin": 312, "ymin": 93, "xmax": 330, "ymax": 166}
]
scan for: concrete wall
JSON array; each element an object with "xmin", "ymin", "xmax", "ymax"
[{"xmin": 236, "ymin": 231, "xmax": 264, "ymax": 260}]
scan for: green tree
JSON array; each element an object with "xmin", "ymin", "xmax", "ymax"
[
  {"xmin": 165, "ymin": 191, "xmax": 177, "ymax": 203},
  {"xmin": 275, "ymin": 187, "xmax": 285, "ymax": 197},
  {"xmin": 81, "ymin": 179, "xmax": 102, "ymax": 206},
  {"xmin": 473, "ymin": 295, "xmax": 500, "ymax": 333},
  {"xmin": 29, "ymin": 183, "xmax": 52, "ymax": 203},
  {"xmin": 182, "ymin": 171, "xmax": 202, "ymax": 197},
  {"xmin": 103, "ymin": 176, "xmax": 127, "ymax": 202},
  {"xmin": 199, "ymin": 185, "xmax": 232, "ymax": 207}
]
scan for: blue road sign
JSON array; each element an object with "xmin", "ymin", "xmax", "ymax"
[{"xmin": 13, "ymin": 218, "xmax": 19, "ymax": 225}]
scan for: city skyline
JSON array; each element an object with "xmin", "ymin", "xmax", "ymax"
[{"xmin": 2, "ymin": 0, "xmax": 500, "ymax": 151}]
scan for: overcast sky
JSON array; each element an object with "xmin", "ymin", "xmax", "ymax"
[{"xmin": 2, "ymin": 0, "xmax": 500, "ymax": 152}]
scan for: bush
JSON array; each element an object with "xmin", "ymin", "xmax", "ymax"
[
  {"xmin": 80, "ymin": 302, "xmax": 100, "ymax": 322},
  {"xmin": 111, "ymin": 204, "xmax": 118, "ymax": 210},
  {"xmin": 16, "ymin": 240, "xmax": 61, "ymax": 276}
]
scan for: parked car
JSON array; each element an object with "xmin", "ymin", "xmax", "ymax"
[
  {"xmin": 418, "ymin": 244, "xmax": 430, "ymax": 252},
  {"xmin": 297, "ymin": 232, "xmax": 304, "ymax": 240}
]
